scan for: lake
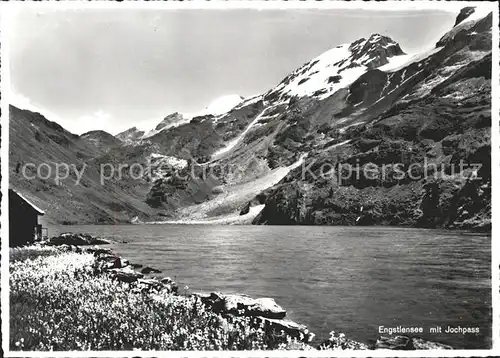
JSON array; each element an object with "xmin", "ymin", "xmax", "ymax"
[{"xmin": 50, "ymin": 224, "xmax": 491, "ymax": 349}]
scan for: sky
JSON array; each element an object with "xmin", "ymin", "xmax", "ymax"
[{"xmin": 7, "ymin": 6, "xmax": 461, "ymax": 135}]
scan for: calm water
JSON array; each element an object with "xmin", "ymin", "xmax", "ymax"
[{"xmin": 51, "ymin": 225, "xmax": 491, "ymax": 349}]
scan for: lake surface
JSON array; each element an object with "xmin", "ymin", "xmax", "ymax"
[{"xmin": 51, "ymin": 224, "xmax": 491, "ymax": 349}]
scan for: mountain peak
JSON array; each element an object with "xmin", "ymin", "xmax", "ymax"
[
  {"xmin": 454, "ymin": 7, "xmax": 477, "ymax": 27},
  {"xmin": 115, "ymin": 126, "xmax": 145, "ymax": 142},
  {"xmin": 436, "ymin": 6, "xmax": 492, "ymax": 47},
  {"xmin": 81, "ymin": 129, "xmax": 112, "ymax": 136},
  {"xmin": 348, "ymin": 34, "xmax": 405, "ymax": 69},
  {"xmin": 81, "ymin": 130, "xmax": 122, "ymax": 151},
  {"xmin": 155, "ymin": 112, "xmax": 184, "ymax": 131},
  {"xmin": 265, "ymin": 34, "xmax": 406, "ymax": 101}
]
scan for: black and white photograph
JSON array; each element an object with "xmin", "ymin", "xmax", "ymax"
[{"xmin": 0, "ymin": 1, "xmax": 497, "ymax": 355}]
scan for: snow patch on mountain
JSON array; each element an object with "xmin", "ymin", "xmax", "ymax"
[
  {"xmin": 210, "ymin": 101, "xmax": 285, "ymax": 161},
  {"xmin": 149, "ymin": 153, "xmax": 188, "ymax": 169},
  {"xmin": 146, "ymin": 153, "xmax": 188, "ymax": 181},
  {"xmin": 266, "ymin": 34, "xmax": 406, "ymax": 101},
  {"xmin": 379, "ymin": 46, "xmax": 444, "ymax": 72},
  {"xmin": 142, "ymin": 113, "xmax": 192, "ymax": 139},
  {"xmin": 269, "ymin": 44, "xmax": 362, "ymax": 100},
  {"xmin": 210, "ymin": 109, "xmax": 267, "ymax": 160},
  {"xmin": 176, "ymin": 154, "xmax": 307, "ymax": 221},
  {"xmin": 149, "ymin": 204, "xmax": 265, "ymax": 225},
  {"xmin": 232, "ymin": 95, "xmax": 263, "ymax": 110},
  {"xmin": 438, "ymin": 6, "xmax": 492, "ymax": 45},
  {"xmin": 203, "ymin": 94, "xmax": 245, "ymax": 115}
]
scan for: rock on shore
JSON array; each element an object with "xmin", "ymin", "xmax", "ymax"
[
  {"xmin": 141, "ymin": 266, "xmax": 162, "ymax": 274},
  {"xmin": 193, "ymin": 291, "xmax": 314, "ymax": 342},
  {"xmin": 46, "ymin": 232, "xmax": 110, "ymax": 246},
  {"xmin": 374, "ymin": 335, "xmax": 453, "ymax": 350},
  {"xmin": 194, "ymin": 292, "xmax": 286, "ymax": 319},
  {"xmin": 84, "ymin": 246, "xmax": 179, "ymax": 293}
]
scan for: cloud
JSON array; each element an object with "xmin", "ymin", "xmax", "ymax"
[
  {"xmin": 9, "ymin": 91, "xmax": 158, "ymax": 135},
  {"xmin": 10, "ymin": 92, "xmax": 49, "ymax": 115},
  {"xmin": 77, "ymin": 110, "xmax": 114, "ymax": 134},
  {"xmin": 9, "ymin": 92, "xmax": 68, "ymax": 128},
  {"xmin": 78, "ymin": 110, "xmax": 112, "ymax": 126},
  {"xmin": 9, "ymin": 92, "xmax": 114, "ymax": 135}
]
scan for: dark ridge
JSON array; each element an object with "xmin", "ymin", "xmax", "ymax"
[{"xmin": 454, "ymin": 7, "xmax": 476, "ymax": 27}]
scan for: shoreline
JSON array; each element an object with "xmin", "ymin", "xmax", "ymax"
[
  {"xmin": 9, "ymin": 232, "xmax": 458, "ymax": 351},
  {"xmin": 52, "ymin": 219, "xmax": 492, "ymax": 234}
]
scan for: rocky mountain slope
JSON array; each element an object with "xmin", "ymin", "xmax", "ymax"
[
  {"xmin": 250, "ymin": 6, "xmax": 492, "ymax": 230},
  {"xmin": 80, "ymin": 130, "xmax": 123, "ymax": 152},
  {"xmin": 9, "ymin": 106, "xmax": 159, "ymax": 224},
  {"xmin": 115, "ymin": 126, "xmax": 145, "ymax": 143},
  {"xmin": 144, "ymin": 6, "xmax": 492, "ymax": 230},
  {"xmin": 116, "ymin": 94, "xmax": 245, "ymax": 144},
  {"xmin": 10, "ymin": 6, "xmax": 492, "ymax": 229}
]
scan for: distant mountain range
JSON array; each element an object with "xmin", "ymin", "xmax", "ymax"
[
  {"xmin": 115, "ymin": 94, "xmax": 245, "ymax": 143},
  {"xmin": 9, "ymin": 6, "xmax": 492, "ymax": 230}
]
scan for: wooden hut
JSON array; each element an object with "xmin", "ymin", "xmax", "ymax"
[{"xmin": 9, "ymin": 189, "xmax": 45, "ymax": 247}]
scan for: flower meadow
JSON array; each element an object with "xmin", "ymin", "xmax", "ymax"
[
  {"xmin": 10, "ymin": 245, "xmax": 61, "ymax": 262},
  {"xmin": 10, "ymin": 246, "xmax": 321, "ymax": 351}
]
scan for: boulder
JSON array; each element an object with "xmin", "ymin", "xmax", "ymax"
[
  {"xmin": 374, "ymin": 335, "xmax": 453, "ymax": 350},
  {"xmin": 141, "ymin": 266, "xmax": 162, "ymax": 274},
  {"xmin": 86, "ymin": 247, "xmax": 114, "ymax": 255},
  {"xmin": 95, "ymin": 253, "xmax": 117, "ymax": 264},
  {"xmin": 411, "ymin": 338, "xmax": 452, "ymax": 350},
  {"xmin": 259, "ymin": 317, "xmax": 315, "ymax": 343},
  {"xmin": 60, "ymin": 244, "xmax": 72, "ymax": 251},
  {"xmin": 223, "ymin": 294, "xmax": 286, "ymax": 319},
  {"xmin": 239, "ymin": 202, "xmax": 251, "ymax": 215},
  {"xmin": 120, "ymin": 258, "xmax": 130, "ymax": 268},
  {"xmin": 375, "ymin": 335, "xmax": 414, "ymax": 350},
  {"xmin": 317, "ymin": 332, "xmax": 369, "ymax": 350},
  {"xmin": 57, "ymin": 244, "xmax": 82, "ymax": 253},
  {"xmin": 109, "ymin": 267, "xmax": 144, "ymax": 283},
  {"xmin": 135, "ymin": 278, "xmax": 177, "ymax": 294},
  {"xmin": 160, "ymin": 276, "xmax": 174, "ymax": 284},
  {"xmin": 98, "ymin": 254, "xmax": 130, "ymax": 269},
  {"xmin": 192, "ymin": 292, "xmax": 211, "ymax": 299},
  {"xmin": 193, "ymin": 292, "xmax": 225, "ymax": 312},
  {"xmin": 196, "ymin": 292, "xmax": 286, "ymax": 319},
  {"xmin": 163, "ymin": 282, "xmax": 179, "ymax": 294},
  {"xmin": 48, "ymin": 232, "xmax": 110, "ymax": 246},
  {"xmin": 131, "ymin": 216, "xmax": 142, "ymax": 224},
  {"xmin": 137, "ymin": 278, "xmax": 165, "ymax": 292},
  {"xmin": 160, "ymin": 277, "xmax": 179, "ymax": 293}
]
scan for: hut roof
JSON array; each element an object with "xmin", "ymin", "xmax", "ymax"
[{"xmin": 10, "ymin": 189, "xmax": 45, "ymax": 215}]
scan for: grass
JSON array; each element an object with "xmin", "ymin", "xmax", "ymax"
[
  {"xmin": 9, "ymin": 245, "xmax": 60, "ymax": 263},
  {"xmin": 10, "ymin": 246, "xmax": 324, "ymax": 351}
]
